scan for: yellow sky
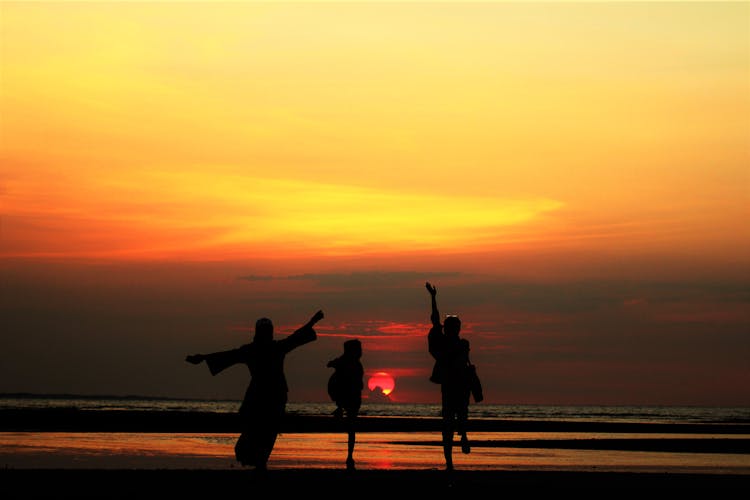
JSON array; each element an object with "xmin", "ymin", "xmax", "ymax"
[{"xmin": 2, "ymin": 2, "xmax": 748, "ymax": 269}]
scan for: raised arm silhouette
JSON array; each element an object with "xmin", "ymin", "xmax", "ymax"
[
  {"xmin": 186, "ymin": 309, "xmax": 324, "ymax": 470},
  {"xmin": 425, "ymin": 282, "xmax": 483, "ymax": 471}
]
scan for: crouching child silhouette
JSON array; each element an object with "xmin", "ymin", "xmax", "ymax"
[{"xmin": 327, "ymin": 339, "xmax": 364, "ymax": 470}]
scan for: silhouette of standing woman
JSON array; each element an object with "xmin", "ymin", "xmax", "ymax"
[
  {"xmin": 326, "ymin": 339, "xmax": 364, "ymax": 470},
  {"xmin": 186, "ymin": 310, "xmax": 324, "ymax": 470},
  {"xmin": 425, "ymin": 282, "xmax": 483, "ymax": 471}
]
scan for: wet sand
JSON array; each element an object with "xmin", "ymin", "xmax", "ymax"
[
  {"xmin": 2, "ymin": 408, "xmax": 748, "ymax": 498},
  {"xmin": 2, "ymin": 408, "xmax": 750, "ymax": 456}
]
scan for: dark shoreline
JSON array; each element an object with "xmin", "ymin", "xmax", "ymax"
[{"xmin": 2, "ymin": 469, "xmax": 748, "ymax": 498}]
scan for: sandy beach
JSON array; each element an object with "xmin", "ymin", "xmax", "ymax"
[{"xmin": 2, "ymin": 408, "xmax": 749, "ymax": 497}]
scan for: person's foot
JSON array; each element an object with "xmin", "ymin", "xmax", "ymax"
[
  {"xmin": 460, "ymin": 435, "xmax": 470, "ymax": 454},
  {"xmin": 346, "ymin": 458, "xmax": 355, "ymax": 471}
]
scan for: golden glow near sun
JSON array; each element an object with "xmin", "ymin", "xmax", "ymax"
[
  {"xmin": 368, "ymin": 372, "xmax": 395, "ymax": 396},
  {"xmin": 170, "ymin": 174, "xmax": 563, "ymax": 256},
  {"xmin": 1, "ymin": 166, "xmax": 563, "ymax": 259}
]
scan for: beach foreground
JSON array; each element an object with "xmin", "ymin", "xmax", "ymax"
[
  {"xmin": 3, "ymin": 408, "xmax": 748, "ymax": 496},
  {"xmin": 2, "ymin": 468, "xmax": 749, "ymax": 498}
]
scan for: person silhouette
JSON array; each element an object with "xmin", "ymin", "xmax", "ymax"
[
  {"xmin": 186, "ymin": 310, "xmax": 324, "ymax": 470},
  {"xmin": 326, "ymin": 338, "xmax": 364, "ymax": 470},
  {"xmin": 425, "ymin": 282, "xmax": 483, "ymax": 471}
]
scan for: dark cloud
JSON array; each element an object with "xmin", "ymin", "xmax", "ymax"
[
  {"xmin": 238, "ymin": 271, "xmax": 463, "ymax": 287},
  {"xmin": 424, "ymin": 279, "xmax": 750, "ymax": 315}
]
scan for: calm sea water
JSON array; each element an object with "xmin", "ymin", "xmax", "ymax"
[{"xmin": 2, "ymin": 394, "xmax": 749, "ymax": 425}]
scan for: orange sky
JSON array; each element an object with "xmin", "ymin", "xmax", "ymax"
[{"xmin": 1, "ymin": 2, "xmax": 748, "ymax": 405}]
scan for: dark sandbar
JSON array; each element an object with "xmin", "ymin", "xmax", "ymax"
[
  {"xmin": 2, "ymin": 408, "xmax": 748, "ymax": 435},
  {"xmin": 1, "ymin": 468, "xmax": 748, "ymax": 498}
]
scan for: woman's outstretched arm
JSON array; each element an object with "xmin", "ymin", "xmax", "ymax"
[
  {"xmin": 185, "ymin": 354, "xmax": 204, "ymax": 364},
  {"xmin": 283, "ymin": 310, "xmax": 325, "ymax": 353},
  {"xmin": 187, "ymin": 347, "xmax": 246, "ymax": 376},
  {"xmin": 304, "ymin": 310, "xmax": 325, "ymax": 329}
]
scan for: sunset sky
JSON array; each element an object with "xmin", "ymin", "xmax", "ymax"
[{"xmin": 1, "ymin": 1, "xmax": 748, "ymax": 406}]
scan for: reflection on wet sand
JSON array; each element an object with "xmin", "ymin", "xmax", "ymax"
[{"xmin": 2, "ymin": 431, "xmax": 749, "ymax": 474}]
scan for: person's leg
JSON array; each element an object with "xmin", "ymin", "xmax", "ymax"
[
  {"xmin": 256, "ymin": 401, "xmax": 284, "ymax": 469},
  {"xmin": 346, "ymin": 409, "xmax": 357, "ymax": 470},
  {"xmin": 256, "ymin": 429, "xmax": 278, "ymax": 470},
  {"xmin": 346, "ymin": 430, "xmax": 356, "ymax": 469},
  {"xmin": 442, "ymin": 432, "xmax": 453, "ymax": 469},
  {"xmin": 441, "ymin": 393, "xmax": 454, "ymax": 470},
  {"xmin": 460, "ymin": 431, "xmax": 470, "ymax": 454},
  {"xmin": 236, "ymin": 412, "xmax": 265, "ymax": 468},
  {"xmin": 457, "ymin": 402, "xmax": 470, "ymax": 454}
]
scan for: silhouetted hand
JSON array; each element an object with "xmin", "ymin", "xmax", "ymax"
[
  {"xmin": 425, "ymin": 282, "xmax": 437, "ymax": 297},
  {"xmin": 309, "ymin": 310, "xmax": 324, "ymax": 325},
  {"xmin": 185, "ymin": 354, "xmax": 204, "ymax": 364}
]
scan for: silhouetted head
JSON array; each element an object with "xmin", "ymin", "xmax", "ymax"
[
  {"xmin": 444, "ymin": 315, "xmax": 461, "ymax": 338},
  {"xmin": 344, "ymin": 339, "xmax": 362, "ymax": 359},
  {"xmin": 254, "ymin": 317, "xmax": 274, "ymax": 343}
]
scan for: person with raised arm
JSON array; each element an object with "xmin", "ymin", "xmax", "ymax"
[
  {"xmin": 425, "ymin": 282, "xmax": 483, "ymax": 471},
  {"xmin": 186, "ymin": 310, "xmax": 324, "ymax": 470}
]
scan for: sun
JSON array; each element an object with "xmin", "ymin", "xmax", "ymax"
[{"xmin": 367, "ymin": 371, "xmax": 395, "ymax": 396}]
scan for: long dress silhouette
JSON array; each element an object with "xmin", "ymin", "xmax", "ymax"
[{"xmin": 186, "ymin": 310, "xmax": 323, "ymax": 469}]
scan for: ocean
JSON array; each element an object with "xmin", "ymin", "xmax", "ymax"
[{"xmin": 2, "ymin": 393, "xmax": 748, "ymax": 425}]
